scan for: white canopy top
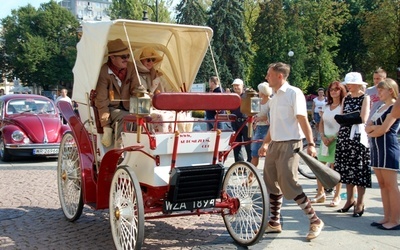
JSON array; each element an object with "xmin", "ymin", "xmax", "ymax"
[{"xmin": 72, "ymin": 19, "xmax": 213, "ymax": 104}]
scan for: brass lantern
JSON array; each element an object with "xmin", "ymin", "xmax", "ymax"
[
  {"xmin": 130, "ymin": 85, "xmax": 151, "ymax": 115},
  {"xmin": 240, "ymin": 88, "xmax": 261, "ymax": 137},
  {"xmin": 129, "ymin": 85, "xmax": 151, "ymax": 143},
  {"xmin": 240, "ymin": 88, "xmax": 261, "ymax": 116}
]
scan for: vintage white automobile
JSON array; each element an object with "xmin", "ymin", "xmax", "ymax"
[{"xmin": 57, "ymin": 19, "xmax": 267, "ymax": 250}]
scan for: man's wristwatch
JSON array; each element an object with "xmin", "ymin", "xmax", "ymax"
[{"xmin": 308, "ymin": 142, "xmax": 316, "ymax": 147}]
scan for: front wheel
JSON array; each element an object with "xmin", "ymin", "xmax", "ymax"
[
  {"xmin": 57, "ymin": 132, "xmax": 84, "ymax": 221},
  {"xmin": 222, "ymin": 161, "xmax": 268, "ymax": 246},
  {"xmin": 0, "ymin": 137, "xmax": 12, "ymax": 162},
  {"xmin": 110, "ymin": 166, "xmax": 144, "ymax": 250}
]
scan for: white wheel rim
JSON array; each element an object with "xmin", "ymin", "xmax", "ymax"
[
  {"xmin": 58, "ymin": 134, "xmax": 81, "ymax": 219},
  {"xmin": 110, "ymin": 168, "xmax": 140, "ymax": 250},
  {"xmin": 223, "ymin": 163, "xmax": 267, "ymax": 244}
]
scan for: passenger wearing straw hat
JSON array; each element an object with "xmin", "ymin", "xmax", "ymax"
[
  {"xmin": 135, "ymin": 46, "xmax": 167, "ymax": 95},
  {"xmin": 95, "ymin": 38, "xmax": 140, "ymax": 147}
]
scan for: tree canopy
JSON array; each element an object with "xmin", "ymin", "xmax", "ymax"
[
  {"xmin": 0, "ymin": 0, "xmax": 79, "ymax": 90},
  {"xmin": 1, "ymin": 0, "xmax": 400, "ymax": 94}
]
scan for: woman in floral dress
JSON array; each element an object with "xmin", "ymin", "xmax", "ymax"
[{"xmin": 334, "ymin": 72, "xmax": 371, "ymax": 217}]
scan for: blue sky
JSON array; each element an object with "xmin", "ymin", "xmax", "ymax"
[
  {"xmin": 1, "ymin": 0, "xmax": 180, "ymax": 20},
  {"xmin": 0, "ymin": 0, "xmax": 45, "ymax": 20}
]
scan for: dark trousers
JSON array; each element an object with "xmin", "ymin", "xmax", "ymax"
[
  {"xmin": 232, "ymin": 121, "xmax": 251, "ymax": 162},
  {"xmin": 206, "ymin": 118, "xmax": 224, "ymax": 131}
]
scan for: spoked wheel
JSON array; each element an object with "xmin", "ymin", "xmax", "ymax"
[
  {"xmin": 57, "ymin": 132, "xmax": 84, "ymax": 221},
  {"xmin": 110, "ymin": 166, "xmax": 144, "ymax": 250},
  {"xmin": 222, "ymin": 161, "xmax": 268, "ymax": 246}
]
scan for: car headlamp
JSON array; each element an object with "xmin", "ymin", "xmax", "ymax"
[{"xmin": 11, "ymin": 131, "xmax": 25, "ymax": 142}]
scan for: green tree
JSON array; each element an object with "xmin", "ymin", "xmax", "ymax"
[
  {"xmin": 175, "ymin": 0, "xmax": 216, "ymax": 85},
  {"xmin": 360, "ymin": 0, "xmax": 400, "ymax": 80},
  {"xmin": 110, "ymin": 0, "xmax": 144, "ymax": 20},
  {"xmin": 175, "ymin": 0, "xmax": 207, "ymax": 25},
  {"xmin": 207, "ymin": 0, "xmax": 252, "ymax": 87},
  {"xmin": 297, "ymin": 0, "xmax": 348, "ymax": 91},
  {"xmin": 250, "ymin": 0, "xmax": 288, "ymax": 89},
  {"xmin": 0, "ymin": 1, "xmax": 79, "ymax": 90},
  {"xmin": 110, "ymin": 0, "xmax": 172, "ymax": 22},
  {"xmin": 243, "ymin": 0, "xmax": 262, "ymax": 41},
  {"xmin": 335, "ymin": 0, "xmax": 369, "ymax": 76}
]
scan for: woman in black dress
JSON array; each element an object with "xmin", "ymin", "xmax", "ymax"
[{"xmin": 334, "ymin": 72, "xmax": 371, "ymax": 217}]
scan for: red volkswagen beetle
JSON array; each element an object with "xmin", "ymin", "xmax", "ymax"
[{"xmin": 0, "ymin": 94, "xmax": 69, "ymax": 161}]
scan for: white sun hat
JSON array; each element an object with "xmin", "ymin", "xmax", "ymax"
[{"xmin": 343, "ymin": 72, "xmax": 367, "ymax": 85}]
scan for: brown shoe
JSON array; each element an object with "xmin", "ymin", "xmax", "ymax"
[
  {"xmin": 306, "ymin": 220, "xmax": 324, "ymax": 240},
  {"xmin": 265, "ymin": 223, "xmax": 282, "ymax": 233}
]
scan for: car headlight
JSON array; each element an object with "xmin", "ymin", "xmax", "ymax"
[{"xmin": 11, "ymin": 131, "xmax": 25, "ymax": 142}]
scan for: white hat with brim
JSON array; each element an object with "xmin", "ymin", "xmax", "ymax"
[
  {"xmin": 342, "ymin": 72, "xmax": 367, "ymax": 85},
  {"xmin": 232, "ymin": 78, "xmax": 243, "ymax": 85}
]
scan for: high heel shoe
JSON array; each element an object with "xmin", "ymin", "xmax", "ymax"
[
  {"xmin": 353, "ymin": 205, "xmax": 365, "ymax": 217},
  {"xmin": 311, "ymin": 193, "xmax": 326, "ymax": 203},
  {"xmin": 336, "ymin": 201, "xmax": 356, "ymax": 213}
]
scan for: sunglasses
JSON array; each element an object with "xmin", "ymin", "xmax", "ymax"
[
  {"xmin": 329, "ymin": 87, "xmax": 341, "ymax": 92},
  {"xmin": 146, "ymin": 58, "xmax": 156, "ymax": 63},
  {"xmin": 115, "ymin": 54, "xmax": 130, "ymax": 60}
]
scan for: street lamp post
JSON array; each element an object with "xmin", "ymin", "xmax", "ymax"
[
  {"xmin": 143, "ymin": 0, "xmax": 159, "ymax": 22},
  {"xmin": 288, "ymin": 50, "xmax": 294, "ymax": 83},
  {"xmin": 155, "ymin": 0, "xmax": 158, "ymax": 22}
]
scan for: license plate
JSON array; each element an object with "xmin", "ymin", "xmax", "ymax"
[
  {"xmin": 163, "ymin": 199, "xmax": 215, "ymax": 212},
  {"xmin": 33, "ymin": 148, "xmax": 59, "ymax": 155}
]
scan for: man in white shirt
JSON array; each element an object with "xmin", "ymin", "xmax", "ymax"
[
  {"xmin": 55, "ymin": 88, "xmax": 72, "ymax": 105},
  {"xmin": 366, "ymin": 68, "xmax": 386, "ymax": 122},
  {"xmin": 258, "ymin": 62, "xmax": 323, "ymax": 240}
]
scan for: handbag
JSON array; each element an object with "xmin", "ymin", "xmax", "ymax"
[
  {"xmin": 334, "ymin": 110, "xmax": 362, "ymax": 126},
  {"xmin": 294, "ymin": 148, "xmax": 341, "ymax": 189}
]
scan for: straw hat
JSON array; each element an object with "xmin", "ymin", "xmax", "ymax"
[
  {"xmin": 107, "ymin": 39, "xmax": 129, "ymax": 56},
  {"xmin": 342, "ymin": 72, "xmax": 367, "ymax": 85},
  {"xmin": 139, "ymin": 46, "xmax": 163, "ymax": 64}
]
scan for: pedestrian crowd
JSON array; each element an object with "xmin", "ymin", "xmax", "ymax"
[{"xmin": 253, "ymin": 65, "xmax": 400, "ymax": 241}]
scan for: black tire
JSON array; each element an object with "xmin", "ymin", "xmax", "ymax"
[
  {"xmin": 0, "ymin": 136, "xmax": 12, "ymax": 162},
  {"xmin": 222, "ymin": 161, "xmax": 268, "ymax": 246}
]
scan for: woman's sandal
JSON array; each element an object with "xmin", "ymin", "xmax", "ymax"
[{"xmin": 329, "ymin": 197, "xmax": 341, "ymax": 207}]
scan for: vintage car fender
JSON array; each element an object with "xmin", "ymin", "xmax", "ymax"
[
  {"xmin": 0, "ymin": 124, "xmax": 26, "ymax": 143},
  {"xmin": 59, "ymin": 124, "xmax": 71, "ymax": 140}
]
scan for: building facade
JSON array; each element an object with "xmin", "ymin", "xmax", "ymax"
[{"xmin": 58, "ymin": 0, "xmax": 112, "ymax": 22}]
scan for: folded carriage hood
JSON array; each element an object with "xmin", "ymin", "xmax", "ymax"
[{"xmin": 10, "ymin": 115, "xmax": 61, "ymax": 143}]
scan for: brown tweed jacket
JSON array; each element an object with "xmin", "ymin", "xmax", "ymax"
[{"xmin": 95, "ymin": 62, "xmax": 139, "ymax": 127}]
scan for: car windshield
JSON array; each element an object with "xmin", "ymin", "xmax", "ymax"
[{"xmin": 7, "ymin": 98, "xmax": 56, "ymax": 115}]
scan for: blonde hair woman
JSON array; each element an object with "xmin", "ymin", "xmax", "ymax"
[
  {"xmin": 135, "ymin": 46, "xmax": 165, "ymax": 94},
  {"xmin": 365, "ymin": 78, "xmax": 400, "ymax": 230},
  {"xmin": 250, "ymin": 82, "xmax": 272, "ymax": 167}
]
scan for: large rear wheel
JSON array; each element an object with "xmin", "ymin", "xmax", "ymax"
[
  {"xmin": 110, "ymin": 166, "xmax": 144, "ymax": 250},
  {"xmin": 222, "ymin": 161, "xmax": 268, "ymax": 246},
  {"xmin": 57, "ymin": 132, "xmax": 83, "ymax": 221}
]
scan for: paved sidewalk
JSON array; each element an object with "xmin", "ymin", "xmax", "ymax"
[
  {"xmin": 215, "ymin": 156, "xmax": 400, "ymax": 250},
  {"xmin": 0, "ymin": 155, "xmax": 398, "ymax": 249}
]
